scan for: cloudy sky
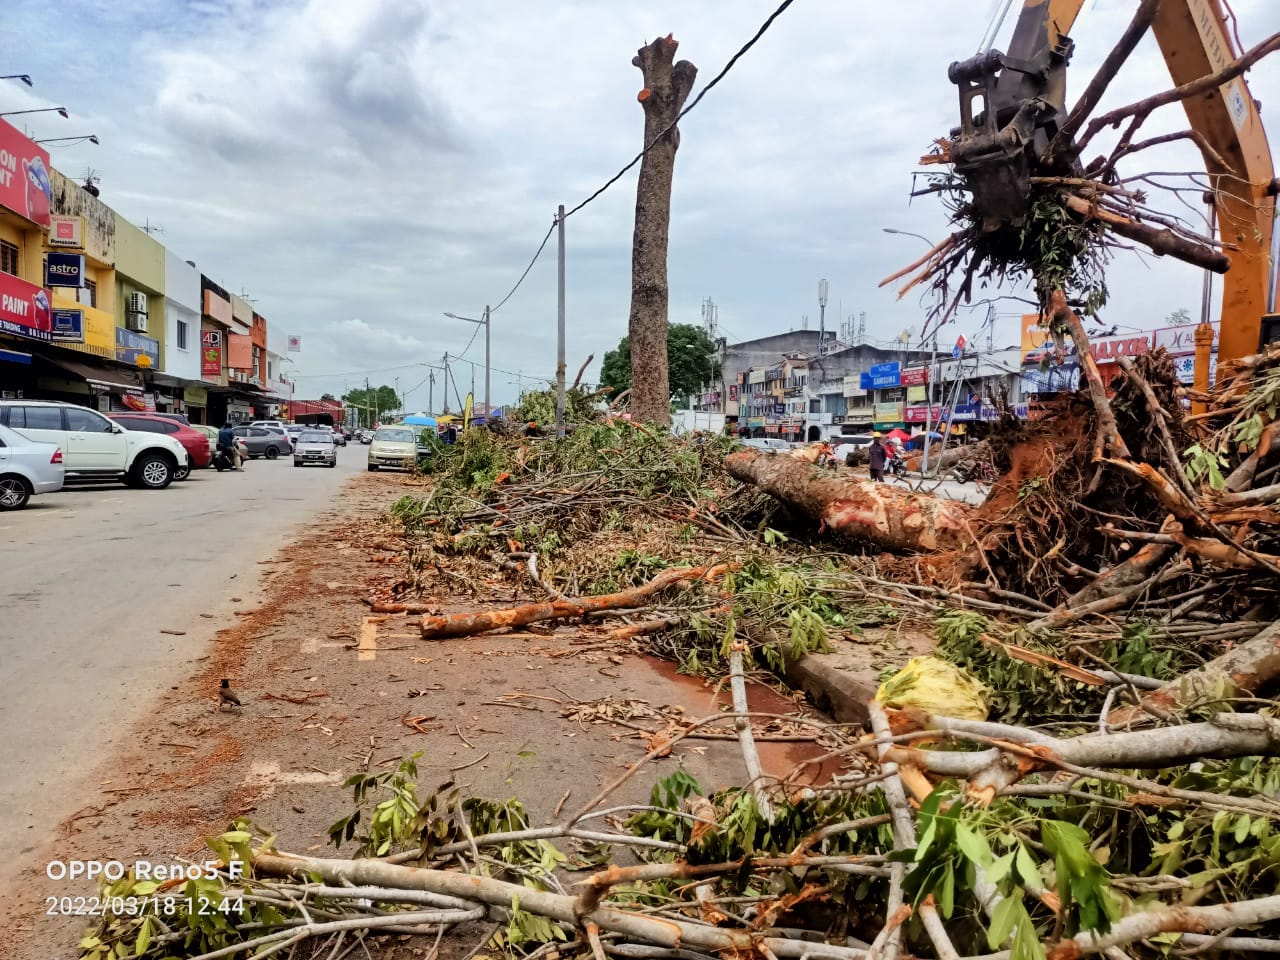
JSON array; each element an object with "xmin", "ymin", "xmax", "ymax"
[{"xmin": 3, "ymin": 0, "xmax": 1278, "ymax": 410}]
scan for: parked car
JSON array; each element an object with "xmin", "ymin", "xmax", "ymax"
[
  {"xmin": 740, "ymin": 437, "xmax": 790, "ymax": 453},
  {"xmin": 0, "ymin": 423, "xmax": 65, "ymax": 510},
  {"xmin": 367, "ymin": 425, "xmax": 417, "ymax": 471},
  {"xmin": 192, "ymin": 424, "xmax": 248, "ymax": 460},
  {"xmin": 149, "ymin": 412, "xmax": 192, "ymax": 427},
  {"xmin": 107, "ymin": 413, "xmax": 212, "ymax": 479},
  {"xmin": 232, "ymin": 425, "xmax": 290, "ymax": 459},
  {"xmin": 294, "ymin": 429, "xmax": 338, "ymax": 468},
  {"xmin": 0, "ymin": 400, "xmax": 188, "ymax": 489},
  {"xmin": 249, "ymin": 421, "xmax": 294, "ymax": 452}
]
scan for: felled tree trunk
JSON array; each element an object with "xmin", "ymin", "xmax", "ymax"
[
  {"xmin": 628, "ymin": 36, "xmax": 697, "ymax": 428},
  {"xmin": 420, "ymin": 564, "xmax": 729, "ymax": 639},
  {"xmin": 725, "ymin": 451, "xmax": 975, "ymax": 552}
]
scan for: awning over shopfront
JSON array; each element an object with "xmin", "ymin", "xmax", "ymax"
[{"xmin": 42, "ymin": 353, "xmax": 143, "ymax": 393}]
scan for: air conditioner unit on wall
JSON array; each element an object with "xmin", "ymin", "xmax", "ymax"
[
  {"xmin": 127, "ymin": 313, "xmax": 148, "ymax": 333},
  {"xmin": 127, "ymin": 291, "xmax": 148, "ymax": 316}
]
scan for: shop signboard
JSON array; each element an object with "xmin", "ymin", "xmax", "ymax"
[
  {"xmin": 728, "ymin": 384, "xmax": 738, "ymax": 401},
  {"xmin": 201, "ymin": 330, "xmax": 222, "ymax": 377},
  {"xmin": 49, "ymin": 214, "xmax": 85, "ymax": 249},
  {"xmin": 0, "ymin": 119, "xmax": 51, "ymax": 227},
  {"xmin": 873, "ymin": 401, "xmax": 904, "ymax": 422},
  {"xmin": 842, "ymin": 375, "xmax": 866, "ymax": 398},
  {"xmin": 861, "ymin": 361, "xmax": 901, "ymax": 389},
  {"xmin": 1153, "ymin": 322, "xmax": 1219, "ymax": 357},
  {"xmin": 951, "ymin": 403, "xmax": 980, "ymax": 421},
  {"xmin": 905, "ymin": 404, "xmax": 944, "ymax": 423},
  {"xmin": 900, "ymin": 366, "xmax": 929, "ymax": 386},
  {"xmin": 0, "ymin": 271, "xmax": 52, "ymax": 342},
  {"xmin": 50, "ymin": 308, "xmax": 84, "ymax": 343},
  {"xmin": 772, "ymin": 403, "xmax": 785, "ymax": 415},
  {"xmin": 906, "ymin": 385, "xmax": 927, "ymax": 402},
  {"xmin": 1173, "ymin": 354, "xmax": 1218, "ymax": 385},
  {"xmin": 115, "ymin": 326, "xmax": 160, "ymax": 368},
  {"xmin": 45, "ymin": 252, "xmax": 86, "ymax": 288},
  {"xmin": 846, "ymin": 405, "xmax": 875, "ymax": 420}
]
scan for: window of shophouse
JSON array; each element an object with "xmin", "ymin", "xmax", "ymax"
[
  {"xmin": 176, "ymin": 318, "xmax": 189, "ymax": 350},
  {"xmin": 0, "ymin": 240, "xmax": 18, "ymax": 276},
  {"xmin": 80, "ymin": 279, "xmax": 97, "ymax": 308}
]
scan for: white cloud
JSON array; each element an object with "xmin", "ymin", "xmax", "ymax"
[{"xmin": 2, "ymin": 0, "xmax": 1277, "ymax": 408}]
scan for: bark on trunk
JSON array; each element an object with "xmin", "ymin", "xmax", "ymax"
[
  {"xmin": 628, "ymin": 36, "xmax": 697, "ymax": 428},
  {"xmin": 725, "ymin": 451, "xmax": 975, "ymax": 552},
  {"xmin": 1108, "ymin": 620, "xmax": 1280, "ymax": 725}
]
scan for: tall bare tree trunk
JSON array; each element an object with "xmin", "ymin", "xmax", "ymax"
[{"xmin": 628, "ymin": 35, "xmax": 697, "ymax": 427}]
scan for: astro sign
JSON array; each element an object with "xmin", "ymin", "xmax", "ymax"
[{"xmin": 45, "ymin": 252, "xmax": 86, "ymax": 288}]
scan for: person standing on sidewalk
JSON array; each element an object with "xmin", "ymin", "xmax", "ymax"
[{"xmin": 868, "ymin": 432, "xmax": 887, "ymax": 483}]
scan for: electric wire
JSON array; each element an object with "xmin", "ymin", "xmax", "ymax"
[
  {"xmin": 299, "ymin": 4, "xmax": 799, "ymax": 394},
  {"xmin": 490, "ymin": 220, "xmax": 557, "ymax": 315},
  {"xmin": 562, "ymin": 0, "xmax": 798, "ymax": 220}
]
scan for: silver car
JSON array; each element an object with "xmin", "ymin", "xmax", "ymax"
[
  {"xmin": 293, "ymin": 429, "xmax": 337, "ymax": 468},
  {"xmin": 0, "ymin": 423, "xmax": 66, "ymax": 509}
]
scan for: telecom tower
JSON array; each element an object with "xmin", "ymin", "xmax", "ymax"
[{"xmin": 701, "ymin": 298, "xmax": 719, "ymax": 339}]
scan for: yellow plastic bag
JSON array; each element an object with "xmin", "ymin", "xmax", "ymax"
[{"xmin": 875, "ymin": 656, "xmax": 990, "ymax": 720}]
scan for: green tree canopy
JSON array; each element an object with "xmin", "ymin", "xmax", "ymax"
[
  {"xmin": 320, "ymin": 392, "xmax": 337, "ymax": 402},
  {"xmin": 600, "ymin": 323, "xmax": 720, "ymax": 405},
  {"xmin": 341, "ymin": 385, "xmax": 402, "ymax": 426}
]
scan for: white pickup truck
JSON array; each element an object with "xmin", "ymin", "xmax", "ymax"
[{"xmin": 0, "ymin": 399, "xmax": 189, "ymax": 489}]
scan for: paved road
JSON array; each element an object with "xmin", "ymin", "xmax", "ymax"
[{"xmin": 0, "ymin": 444, "xmax": 365, "ymax": 883}]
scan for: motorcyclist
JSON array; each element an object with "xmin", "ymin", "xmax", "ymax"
[{"xmin": 217, "ymin": 421, "xmax": 243, "ymax": 472}]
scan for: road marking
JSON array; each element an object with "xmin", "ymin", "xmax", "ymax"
[
  {"xmin": 241, "ymin": 760, "xmax": 342, "ymax": 798},
  {"xmin": 358, "ymin": 617, "xmax": 379, "ymax": 661}
]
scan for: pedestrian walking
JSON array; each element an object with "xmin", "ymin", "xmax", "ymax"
[{"xmin": 868, "ymin": 432, "xmax": 887, "ymax": 483}]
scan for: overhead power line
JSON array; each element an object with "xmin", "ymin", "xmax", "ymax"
[
  {"xmin": 490, "ymin": 220, "xmax": 557, "ymax": 315},
  {"xmin": 562, "ymin": 0, "xmax": 797, "ymax": 220}
]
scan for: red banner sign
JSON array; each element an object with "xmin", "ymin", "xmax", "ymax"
[
  {"xmin": 900, "ymin": 366, "xmax": 929, "ymax": 386},
  {"xmin": 0, "ymin": 120, "xmax": 51, "ymax": 227},
  {"xmin": 201, "ymin": 330, "xmax": 222, "ymax": 378},
  {"xmin": 904, "ymin": 404, "xmax": 944, "ymax": 423},
  {"xmin": 0, "ymin": 271, "xmax": 52, "ymax": 342}
]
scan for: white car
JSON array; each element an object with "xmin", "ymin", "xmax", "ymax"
[
  {"xmin": 741, "ymin": 437, "xmax": 790, "ymax": 453},
  {"xmin": 0, "ymin": 423, "xmax": 65, "ymax": 510},
  {"xmin": 293, "ymin": 429, "xmax": 338, "ymax": 468},
  {"xmin": 0, "ymin": 400, "xmax": 189, "ymax": 490}
]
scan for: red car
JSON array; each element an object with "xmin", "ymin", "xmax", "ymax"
[{"xmin": 107, "ymin": 413, "xmax": 212, "ymax": 479}]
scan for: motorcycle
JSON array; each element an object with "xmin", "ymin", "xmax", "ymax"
[
  {"xmin": 952, "ymin": 460, "xmax": 995, "ymax": 484},
  {"xmin": 213, "ymin": 444, "xmax": 243, "ymax": 472},
  {"xmin": 886, "ymin": 454, "xmax": 907, "ymax": 478}
]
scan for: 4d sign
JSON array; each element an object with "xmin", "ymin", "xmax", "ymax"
[{"xmin": 45, "ymin": 252, "xmax": 85, "ymax": 288}]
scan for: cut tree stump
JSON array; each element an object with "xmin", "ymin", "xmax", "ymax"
[{"xmin": 724, "ymin": 451, "xmax": 975, "ymax": 553}]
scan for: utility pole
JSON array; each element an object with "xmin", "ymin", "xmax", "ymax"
[
  {"xmin": 482, "ymin": 304, "xmax": 491, "ymax": 417},
  {"xmin": 442, "ymin": 354, "xmax": 451, "ymax": 414},
  {"xmin": 395, "ymin": 377, "xmax": 401, "ymax": 415},
  {"xmin": 920, "ymin": 335, "xmax": 940, "ymax": 477},
  {"xmin": 428, "ymin": 370, "xmax": 435, "ymax": 416},
  {"xmin": 817, "ymin": 279, "xmax": 829, "ymax": 357},
  {"xmin": 555, "ymin": 203, "xmax": 566, "ymax": 438}
]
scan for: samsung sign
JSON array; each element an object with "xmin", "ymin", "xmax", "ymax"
[
  {"xmin": 45, "ymin": 252, "xmax": 86, "ymax": 288},
  {"xmin": 860, "ymin": 361, "xmax": 902, "ymax": 390}
]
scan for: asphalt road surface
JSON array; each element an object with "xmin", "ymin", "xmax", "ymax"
[{"xmin": 0, "ymin": 444, "xmax": 365, "ymax": 887}]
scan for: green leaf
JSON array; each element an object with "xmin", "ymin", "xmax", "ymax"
[
  {"xmin": 1015, "ymin": 844, "xmax": 1043, "ymax": 892},
  {"xmin": 135, "ymin": 916, "xmax": 153, "ymax": 955},
  {"xmin": 988, "ymin": 895, "xmax": 1019, "ymax": 949},
  {"xmin": 939, "ymin": 864, "xmax": 955, "ymax": 919},
  {"xmin": 955, "ymin": 823, "xmax": 992, "ymax": 867},
  {"xmin": 986, "ymin": 851, "xmax": 1015, "ymax": 885}
]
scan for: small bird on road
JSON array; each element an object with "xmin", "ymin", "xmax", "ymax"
[{"xmin": 219, "ymin": 679, "xmax": 243, "ymax": 711}]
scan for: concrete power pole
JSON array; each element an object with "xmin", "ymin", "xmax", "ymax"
[
  {"xmin": 428, "ymin": 370, "xmax": 435, "ymax": 416},
  {"xmin": 442, "ymin": 354, "xmax": 451, "ymax": 414},
  {"xmin": 555, "ymin": 204, "xmax": 566, "ymax": 438}
]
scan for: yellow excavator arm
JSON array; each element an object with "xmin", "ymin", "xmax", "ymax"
[{"xmin": 953, "ymin": 0, "xmax": 1277, "ymax": 368}]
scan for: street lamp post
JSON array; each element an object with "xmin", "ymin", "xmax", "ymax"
[
  {"xmin": 34, "ymin": 134, "xmax": 98, "ymax": 145},
  {"xmin": 443, "ymin": 306, "xmax": 491, "ymax": 419},
  {"xmin": 883, "ymin": 228, "xmax": 942, "ymax": 476},
  {"xmin": 0, "ymin": 106, "xmax": 68, "ymax": 118}
]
